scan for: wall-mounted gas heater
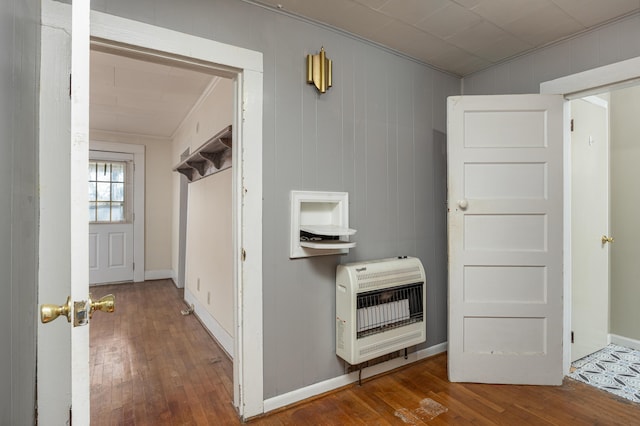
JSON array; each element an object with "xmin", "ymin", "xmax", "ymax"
[{"xmin": 336, "ymin": 257, "xmax": 426, "ymax": 365}]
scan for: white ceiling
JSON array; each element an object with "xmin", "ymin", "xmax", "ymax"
[
  {"xmin": 252, "ymin": 0, "xmax": 640, "ymax": 76},
  {"xmin": 91, "ymin": 1, "xmax": 640, "ymax": 138},
  {"xmin": 90, "ymin": 50, "xmax": 216, "ymax": 138}
]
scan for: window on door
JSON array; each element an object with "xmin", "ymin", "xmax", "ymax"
[{"xmin": 88, "ymin": 161, "xmax": 129, "ymax": 223}]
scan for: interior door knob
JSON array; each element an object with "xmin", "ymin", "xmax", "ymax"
[
  {"xmin": 40, "ymin": 296, "xmax": 71, "ymax": 323},
  {"xmin": 457, "ymin": 199, "xmax": 469, "ymax": 210},
  {"xmin": 89, "ymin": 293, "xmax": 115, "ymax": 318},
  {"xmin": 601, "ymin": 235, "xmax": 614, "ymax": 244}
]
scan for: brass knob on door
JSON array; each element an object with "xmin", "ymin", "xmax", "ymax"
[
  {"xmin": 602, "ymin": 235, "xmax": 615, "ymax": 244},
  {"xmin": 40, "ymin": 296, "xmax": 71, "ymax": 323},
  {"xmin": 89, "ymin": 293, "xmax": 115, "ymax": 318}
]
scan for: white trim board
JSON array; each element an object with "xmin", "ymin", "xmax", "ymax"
[
  {"xmin": 144, "ymin": 270, "xmax": 173, "ymax": 281},
  {"xmin": 540, "ymin": 54, "xmax": 640, "ymax": 378},
  {"xmin": 541, "ymin": 56, "xmax": 640, "ymax": 98},
  {"xmin": 90, "ymin": 141, "xmax": 145, "ymax": 283},
  {"xmin": 610, "ymin": 334, "xmax": 640, "ymax": 351},
  {"xmin": 44, "ymin": 1, "xmax": 264, "ymax": 419},
  {"xmin": 184, "ymin": 287, "xmax": 234, "ymax": 358},
  {"xmin": 263, "ymin": 342, "xmax": 448, "ymax": 414}
]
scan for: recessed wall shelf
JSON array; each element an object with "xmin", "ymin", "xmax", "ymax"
[
  {"xmin": 173, "ymin": 125, "xmax": 232, "ymax": 183},
  {"xmin": 290, "ymin": 191, "xmax": 356, "ymax": 258}
]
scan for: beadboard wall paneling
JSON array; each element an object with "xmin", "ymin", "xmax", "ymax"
[
  {"xmin": 1, "ymin": 0, "xmax": 39, "ymax": 424},
  {"xmin": 75, "ymin": 0, "xmax": 460, "ymax": 399}
]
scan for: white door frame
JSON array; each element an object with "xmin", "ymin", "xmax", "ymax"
[
  {"xmin": 541, "ymin": 55, "xmax": 640, "ymax": 375},
  {"xmin": 41, "ymin": 1, "xmax": 264, "ymax": 419},
  {"xmin": 90, "ymin": 141, "xmax": 145, "ymax": 283}
]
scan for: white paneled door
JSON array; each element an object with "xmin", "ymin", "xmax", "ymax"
[
  {"xmin": 447, "ymin": 94, "xmax": 564, "ymax": 385},
  {"xmin": 89, "ymin": 151, "xmax": 135, "ymax": 284}
]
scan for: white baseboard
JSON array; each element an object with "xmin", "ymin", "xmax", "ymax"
[
  {"xmin": 609, "ymin": 334, "xmax": 640, "ymax": 351},
  {"xmin": 184, "ymin": 287, "xmax": 234, "ymax": 358},
  {"xmin": 170, "ymin": 270, "xmax": 183, "ymax": 288},
  {"xmin": 144, "ymin": 269, "xmax": 173, "ymax": 281},
  {"xmin": 263, "ymin": 341, "xmax": 448, "ymax": 414}
]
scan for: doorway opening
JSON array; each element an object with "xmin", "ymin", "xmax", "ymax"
[
  {"xmin": 541, "ymin": 55, "xmax": 640, "ymax": 375},
  {"xmin": 88, "ymin": 45, "xmax": 237, "ymax": 418},
  {"xmin": 571, "ymin": 83, "xmax": 640, "ymax": 364}
]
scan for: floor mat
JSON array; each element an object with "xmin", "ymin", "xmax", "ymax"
[{"xmin": 569, "ymin": 343, "xmax": 640, "ymax": 403}]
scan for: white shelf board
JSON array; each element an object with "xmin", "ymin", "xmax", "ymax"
[
  {"xmin": 300, "ymin": 240, "xmax": 357, "ymax": 250},
  {"xmin": 300, "ymin": 224, "xmax": 357, "ymax": 236}
]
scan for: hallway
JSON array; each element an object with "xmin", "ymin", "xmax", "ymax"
[
  {"xmin": 90, "ymin": 280, "xmax": 640, "ymax": 425},
  {"xmin": 90, "ymin": 280, "xmax": 236, "ymax": 424}
]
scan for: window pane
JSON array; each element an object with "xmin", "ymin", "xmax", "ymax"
[
  {"xmin": 96, "ymin": 162, "xmax": 111, "ymax": 182},
  {"xmin": 97, "ymin": 182, "xmax": 111, "ymax": 201},
  {"xmin": 111, "ymin": 183, "xmax": 124, "ymax": 202},
  {"xmin": 111, "ymin": 202, "xmax": 124, "ymax": 222},
  {"xmin": 89, "ymin": 160, "xmax": 128, "ymax": 223},
  {"xmin": 96, "ymin": 202, "xmax": 111, "ymax": 221},
  {"xmin": 88, "ymin": 182, "xmax": 97, "ymax": 201},
  {"xmin": 111, "ymin": 163, "xmax": 125, "ymax": 182}
]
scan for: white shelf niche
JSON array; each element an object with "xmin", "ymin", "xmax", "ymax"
[{"xmin": 290, "ymin": 191, "xmax": 356, "ymax": 258}]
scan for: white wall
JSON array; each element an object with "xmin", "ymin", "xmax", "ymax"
[
  {"xmin": 610, "ymin": 85, "xmax": 640, "ymax": 341},
  {"xmin": 171, "ymin": 77, "xmax": 234, "ymax": 337},
  {"xmin": 90, "ymin": 130, "xmax": 174, "ymax": 275}
]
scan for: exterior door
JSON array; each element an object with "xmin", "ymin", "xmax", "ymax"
[
  {"xmin": 37, "ymin": 0, "xmax": 91, "ymax": 423},
  {"xmin": 89, "ymin": 151, "xmax": 135, "ymax": 284},
  {"xmin": 447, "ymin": 94, "xmax": 564, "ymax": 385},
  {"xmin": 570, "ymin": 97, "xmax": 610, "ymax": 361}
]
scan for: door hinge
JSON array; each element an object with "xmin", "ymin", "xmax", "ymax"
[
  {"xmin": 570, "ymin": 118, "xmax": 574, "ymax": 132},
  {"xmin": 133, "ymin": 262, "xmax": 135, "ymax": 271},
  {"xmin": 69, "ymin": 405, "xmax": 72, "ymax": 426},
  {"xmin": 69, "ymin": 74, "xmax": 72, "ymax": 99},
  {"xmin": 242, "ymin": 249, "xmax": 246, "ymax": 261},
  {"xmin": 571, "ymin": 331, "xmax": 574, "ymax": 343}
]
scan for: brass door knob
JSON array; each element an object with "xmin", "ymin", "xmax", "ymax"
[
  {"xmin": 40, "ymin": 296, "xmax": 71, "ymax": 323},
  {"xmin": 602, "ymin": 235, "xmax": 615, "ymax": 244},
  {"xmin": 89, "ymin": 293, "xmax": 115, "ymax": 318}
]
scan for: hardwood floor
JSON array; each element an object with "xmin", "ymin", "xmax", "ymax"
[{"xmin": 90, "ymin": 280, "xmax": 640, "ymax": 425}]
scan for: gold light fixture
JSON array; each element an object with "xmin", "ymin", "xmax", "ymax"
[{"xmin": 306, "ymin": 47, "xmax": 332, "ymax": 94}]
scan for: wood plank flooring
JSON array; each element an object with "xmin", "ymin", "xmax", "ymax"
[{"xmin": 90, "ymin": 280, "xmax": 640, "ymax": 425}]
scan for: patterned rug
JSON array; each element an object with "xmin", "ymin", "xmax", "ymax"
[{"xmin": 569, "ymin": 344, "xmax": 640, "ymax": 403}]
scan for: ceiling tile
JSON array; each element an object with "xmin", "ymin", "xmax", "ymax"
[
  {"xmin": 352, "ymin": 0, "xmax": 390, "ymax": 9},
  {"xmin": 470, "ymin": 0, "xmax": 553, "ymax": 26},
  {"xmin": 415, "ymin": 2, "xmax": 484, "ymax": 39},
  {"xmin": 447, "ymin": 21, "xmax": 533, "ymax": 62},
  {"xmin": 551, "ymin": 0, "xmax": 640, "ymax": 27},
  {"xmin": 378, "ymin": 0, "xmax": 450, "ymax": 25},
  {"xmin": 500, "ymin": 3, "xmax": 585, "ymax": 45},
  {"xmin": 451, "ymin": 0, "xmax": 482, "ymax": 8},
  {"xmin": 325, "ymin": 2, "xmax": 395, "ymax": 40},
  {"xmin": 429, "ymin": 46, "xmax": 491, "ymax": 75}
]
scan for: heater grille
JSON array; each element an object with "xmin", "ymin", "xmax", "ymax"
[{"xmin": 356, "ymin": 283, "xmax": 423, "ymax": 339}]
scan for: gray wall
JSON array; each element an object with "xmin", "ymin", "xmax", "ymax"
[
  {"xmin": 77, "ymin": 0, "xmax": 459, "ymax": 398},
  {"xmin": 0, "ymin": 0, "xmax": 40, "ymax": 424},
  {"xmin": 463, "ymin": 13, "xmax": 640, "ymax": 95}
]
